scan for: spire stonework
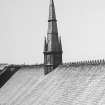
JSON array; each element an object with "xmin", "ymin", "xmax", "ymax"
[{"xmin": 43, "ymin": 0, "xmax": 62, "ymax": 75}]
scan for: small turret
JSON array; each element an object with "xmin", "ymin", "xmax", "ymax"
[
  {"xmin": 44, "ymin": 37, "xmax": 47, "ymax": 52},
  {"xmin": 59, "ymin": 36, "xmax": 62, "ymax": 52}
]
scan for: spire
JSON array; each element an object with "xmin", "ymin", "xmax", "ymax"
[
  {"xmin": 47, "ymin": 0, "xmax": 59, "ymax": 52},
  {"xmin": 49, "ymin": 0, "xmax": 56, "ymax": 21},
  {"xmin": 43, "ymin": 0, "xmax": 62, "ymax": 75}
]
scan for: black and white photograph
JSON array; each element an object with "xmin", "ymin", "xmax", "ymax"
[{"xmin": 0, "ymin": 0, "xmax": 105, "ymax": 104}]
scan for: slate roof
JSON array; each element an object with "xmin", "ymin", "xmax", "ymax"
[{"xmin": 0, "ymin": 63, "xmax": 105, "ymax": 105}]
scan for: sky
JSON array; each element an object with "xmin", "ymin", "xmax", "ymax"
[{"xmin": 0, "ymin": 0, "xmax": 105, "ymax": 64}]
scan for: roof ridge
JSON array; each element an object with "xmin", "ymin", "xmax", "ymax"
[{"xmin": 63, "ymin": 59, "xmax": 105, "ymax": 66}]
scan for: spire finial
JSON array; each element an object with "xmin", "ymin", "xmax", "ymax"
[
  {"xmin": 50, "ymin": 0, "xmax": 54, "ymax": 4},
  {"xmin": 49, "ymin": 0, "xmax": 56, "ymax": 21}
]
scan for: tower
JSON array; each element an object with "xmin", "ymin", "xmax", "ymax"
[{"xmin": 43, "ymin": 0, "xmax": 62, "ymax": 75}]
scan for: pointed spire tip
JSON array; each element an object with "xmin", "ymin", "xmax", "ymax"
[
  {"xmin": 49, "ymin": 0, "xmax": 56, "ymax": 21},
  {"xmin": 50, "ymin": 0, "xmax": 54, "ymax": 4}
]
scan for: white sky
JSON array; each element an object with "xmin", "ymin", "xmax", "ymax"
[{"xmin": 0, "ymin": 0, "xmax": 105, "ymax": 64}]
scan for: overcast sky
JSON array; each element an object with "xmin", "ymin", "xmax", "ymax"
[{"xmin": 0, "ymin": 0, "xmax": 105, "ymax": 64}]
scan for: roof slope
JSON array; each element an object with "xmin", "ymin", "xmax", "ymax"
[
  {"xmin": 1, "ymin": 64, "xmax": 105, "ymax": 105},
  {"xmin": 0, "ymin": 66, "xmax": 44, "ymax": 104}
]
